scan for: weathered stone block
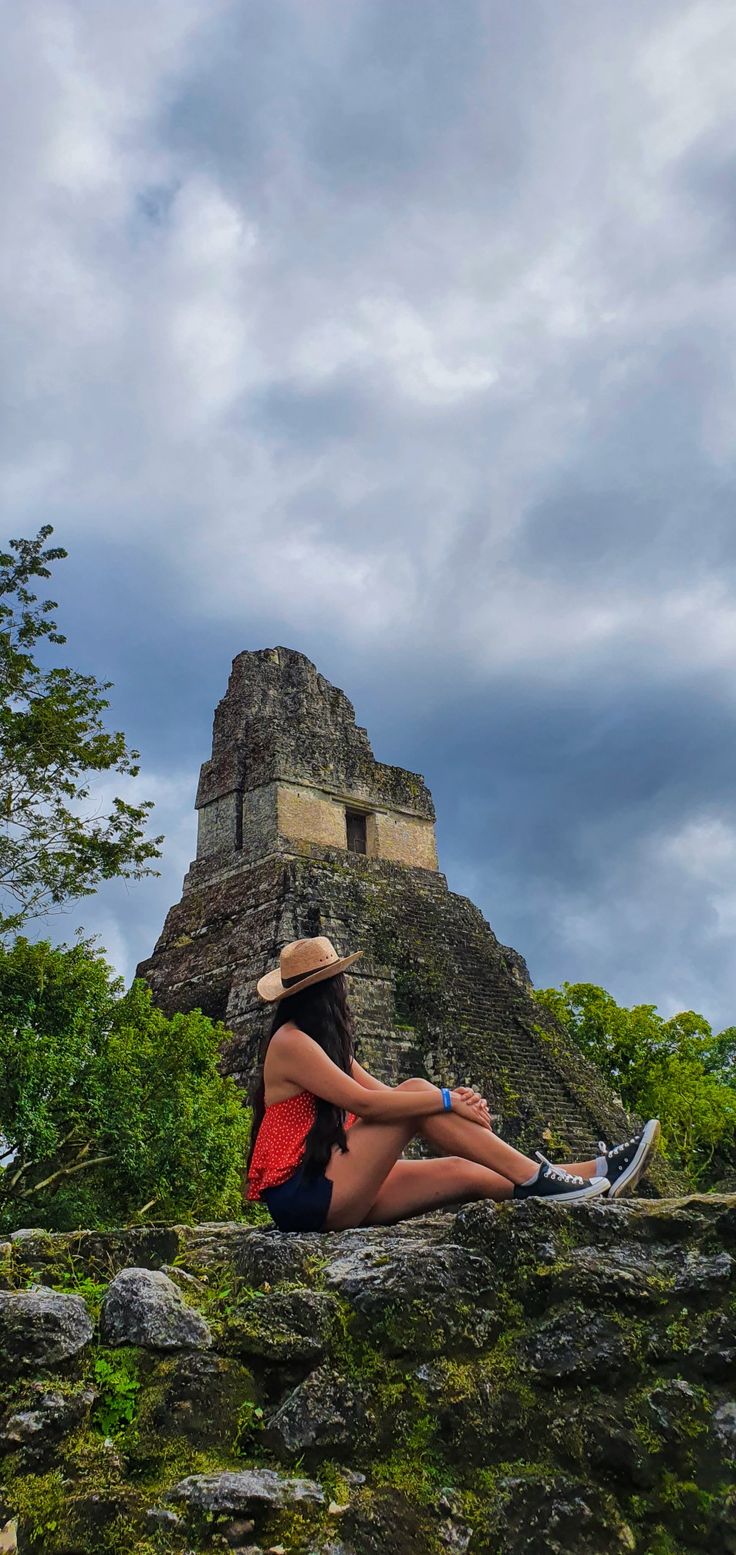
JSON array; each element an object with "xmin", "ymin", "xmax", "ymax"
[
  {"xmin": 218, "ymin": 1225, "xmax": 325, "ymax": 1288},
  {"xmin": 137, "ymin": 1351, "xmax": 257, "ymax": 1447},
  {"xmin": 479, "ymin": 1474, "xmax": 637, "ymax": 1555},
  {"xmin": 99, "ymin": 1267, "xmax": 212, "ymax": 1351},
  {"xmin": 277, "ymin": 784, "xmax": 348, "ymax": 853},
  {"xmin": 167, "ymin": 1467, "xmax": 325, "ymax": 1514},
  {"xmin": 343, "ymin": 1486, "xmax": 451, "ymax": 1555},
  {"xmin": 322, "ymin": 1219, "xmax": 497, "ymax": 1355},
  {"xmin": 0, "ymin": 1287, "xmax": 93, "ymax": 1376},
  {"xmin": 526, "ymin": 1311, "xmax": 632, "ymax": 1385},
  {"xmin": 265, "ymin": 1365, "xmax": 374, "ymax": 1456},
  {"xmin": 224, "ymin": 1288, "xmax": 343, "ymax": 1362},
  {"xmin": 0, "ymin": 1385, "xmax": 95, "ymax": 1465},
  {"xmin": 8, "ymin": 1226, "xmax": 181, "ymax": 1286}
]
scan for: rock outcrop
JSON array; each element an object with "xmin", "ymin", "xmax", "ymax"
[{"xmin": 1, "ymin": 1195, "xmax": 735, "ymax": 1553}]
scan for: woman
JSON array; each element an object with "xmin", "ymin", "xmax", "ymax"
[{"xmin": 245, "ymin": 936, "xmax": 660, "ymax": 1234}]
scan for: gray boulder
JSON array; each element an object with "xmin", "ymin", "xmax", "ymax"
[
  {"xmin": 526, "ymin": 1311, "xmax": 630, "ymax": 1385},
  {"xmin": 0, "ymin": 1385, "xmax": 95, "ymax": 1455},
  {"xmin": 167, "ymin": 1468, "xmax": 325, "ymax": 1514},
  {"xmin": 100, "ymin": 1268, "xmax": 211, "ymax": 1351},
  {"xmin": 323, "ymin": 1222, "xmax": 495, "ymax": 1355},
  {"xmin": 266, "ymin": 1366, "xmax": 372, "ymax": 1455},
  {"xmin": 224, "ymin": 1289, "xmax": 342, "ymax": 1362},
  {"xmin": 0, "ymin": 1286, "xmax": 93, "ymax": 1376}
]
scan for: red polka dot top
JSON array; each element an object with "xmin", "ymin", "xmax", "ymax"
[{"xmin": 246, "ymin": 1089, "xmax": 358, "ymax": 1199}]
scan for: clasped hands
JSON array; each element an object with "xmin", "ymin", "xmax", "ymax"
[{"xmin": 450, "ymin": 1085, "xmax": 494, "ymax": 1130}]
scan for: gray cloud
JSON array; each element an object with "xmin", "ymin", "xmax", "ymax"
[{"xmin": 2, "ymin": 0, "xmax": 736, "ymax": 1028}]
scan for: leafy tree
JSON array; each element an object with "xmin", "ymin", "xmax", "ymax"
[
  {"xmin": 0, "ymin": 937, "xmax": 251, "ymax": 1232},
  {"xmin": 535, "ymin": 981, "xmax": 736, "ymax": 1186},
  {"xmin": 0, "ymin": 525, "xmax": 163, "ymax": 935}
]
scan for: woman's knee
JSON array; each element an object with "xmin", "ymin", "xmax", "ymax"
[
  {"xmin": 442, "ymin": 1155, "xmax": 484, "ymax": 1189},
  {"xmin": 397, "ymin": 1077, "xmax": 435, "ymax": 1093}
]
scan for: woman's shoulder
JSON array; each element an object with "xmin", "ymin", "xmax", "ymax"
[
  {"xmin": 264, "ymin": 1021, "xmax": 310, "ymax": 1083},
  {"xmin": 269, "ymin": 1019, "xmax": 309, "ymax": 1049}
]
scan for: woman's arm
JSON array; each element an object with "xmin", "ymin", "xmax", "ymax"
[
  {"xmin": 350, "ymin": 1057, "xmax": 391, "ymax": 1092},
  {"xmin": 274, "ymin": 1028, "xmax": 487, "ymax": 1126},
  {"xmin": 352, "ymin": 1055, "xmax": 492, "ymax": 1128}
]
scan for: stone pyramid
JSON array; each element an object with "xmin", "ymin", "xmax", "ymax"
[{"xmin": 136, "ymin": 646, "xmax": 637, "ymax": 1158}]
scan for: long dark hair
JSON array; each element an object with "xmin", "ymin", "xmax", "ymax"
[{"xmin": 245, "ymin": 972, "xmax": 356, "ymax": 1181}]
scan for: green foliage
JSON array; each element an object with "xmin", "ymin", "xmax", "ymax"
[
  {"xmin": 46, "ymin": 1261, "xmax": 108, "ymax": 1318},
  {"xmin": 92, "ymin": 1351, "xmax": 141, "ymax": 1438},
  {"xmin": 535, "ymin": 982, "xmax": 736, "ymax": 1185},
  {"xmin": 2, "ymin": 1468, "xmax": 67, "ymax": 1545},
  {"xmin": 234, "ymin": 1396, "xmax": 265, "ymax": 1452},
  {"xmin": 0, "ymin": 937, "xmax": 251, "ymax": 1231},
  {"xmin": 0, "ymin": 525, "xmax": 162, "ymax": 935}
]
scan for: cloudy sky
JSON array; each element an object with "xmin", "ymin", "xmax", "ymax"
[{"xmin": 3, "ymin": 0, "xmax": 736, "ymax": 1029}]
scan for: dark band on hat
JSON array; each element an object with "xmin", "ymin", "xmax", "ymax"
[{"xmin": 282, "ymin": 965, "xmax": 337, "ymax": 988}]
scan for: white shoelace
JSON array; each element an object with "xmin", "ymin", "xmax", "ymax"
[
  {"xmin": 535, "ymin": 1150, "xmax": 584, "ymax": 1187},
  {"xmin": 597, "ymin": 1134, "xmax": 638, "ymax": 1160}
]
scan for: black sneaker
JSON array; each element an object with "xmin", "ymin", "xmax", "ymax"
[
  {"xmin": 513, "ymin": 1161, "xmax": 610, "ymax": 1203},
  {"xmin": 597, "ymin": 1119, "xmax": 661, "ymax": 1199}
]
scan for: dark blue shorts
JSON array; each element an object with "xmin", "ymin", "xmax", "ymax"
[{"xmin": 261, "ymin": 1164, "xmax": 334, "ymax": 1233}]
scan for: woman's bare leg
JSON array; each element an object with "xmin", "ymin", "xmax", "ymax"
[
  {"xmin": 324, "ymin": 1080, "xmax": 540, "ymax": 1230},
  {"xmin": 399, "ymin": 1080, "xmax": 600, "ymax": 1182},
  {"xmin": 360, "ymin": 1157, "xmax": 513, "ymax": 1225},
  {"xmin": 323, "ymin": 1114, "xmax": 416, "ymax": 1230},
  {"xmin": 420, "ymin": 1110, "xmax": 542, "ymax": 1183},
  {"xmin": 323, "ymin": 1078, "xmax": 600, "ymax": 1231},
  {"xmin": 421, "ymin": 1114, "xmax": 598, "ymax": 1179},
  {"xmin": 325, "ymin": 1121, "xmax": 515, "ymax": 1229}
]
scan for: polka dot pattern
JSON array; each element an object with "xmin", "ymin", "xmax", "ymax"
[{"xmin": 246, "ymin": 1089, "xmax": 358, "ymax": 1200}]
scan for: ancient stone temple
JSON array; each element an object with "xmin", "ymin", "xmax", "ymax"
[{"xmin": 137, "ymin": 646, "xmax": 633, "ymax": 1157}]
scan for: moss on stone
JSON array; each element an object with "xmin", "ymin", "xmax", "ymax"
[{"xmin": 2, "ymin": 1469, "xmax": 67, "ymax": 1548}]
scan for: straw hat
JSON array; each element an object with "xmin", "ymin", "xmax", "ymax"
[{"xmin": 256, "ymin": 935, "xmax": 364, "ymax": 1003}]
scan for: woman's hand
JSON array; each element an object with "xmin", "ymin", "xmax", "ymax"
[
  {"xmin": 450, "ymin": 1088, "xmax": 493, "ymax": 1129},
  {"xmin": 452, "ymin": 1087, "xmax": 493, "ymax": 1128}
]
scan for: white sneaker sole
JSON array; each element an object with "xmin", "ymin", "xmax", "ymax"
[
  {"xmin": 607, "ymin": 1119, "xmax": 661, "ymax": 1199},
  {"xmin": 544, "ymin": 1174, "xmax": 611, "ymax": 1203}
]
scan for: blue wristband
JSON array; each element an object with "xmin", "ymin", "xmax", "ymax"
[{"xmin": 441, "ymin": 1087, "xmax": 452, "ymax": 1111}]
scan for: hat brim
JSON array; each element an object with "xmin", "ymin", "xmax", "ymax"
[{"xmin": 257, "ymin": 950, "xmax": 364, "ymax": 1003}]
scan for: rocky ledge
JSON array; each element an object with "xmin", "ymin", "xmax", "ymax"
[{"xmin": 1, "ymin": 1195, "xmax": 735, "ymax": 1555}]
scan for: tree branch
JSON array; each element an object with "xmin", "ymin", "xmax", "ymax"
[
  {"xmin": 7, "ymin": 1127, "xmax": 80, "ymax": 1189},
  {"xmin": 18, "ymin": 1154, "xmax": 114, "ymax": 1199}
]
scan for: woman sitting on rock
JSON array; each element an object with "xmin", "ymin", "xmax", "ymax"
[{"xmin": 245, "ymin": 937, "xmax": 660, "ymax": 1234}]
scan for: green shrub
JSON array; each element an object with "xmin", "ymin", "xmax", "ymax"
[
  {"xmin": 0, "ymin": 936, "xmax": 251, "ymax": 1231},
  {"xmin": 535, "ymin": 981, "xmax": 736, "ymax": 1185}
]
